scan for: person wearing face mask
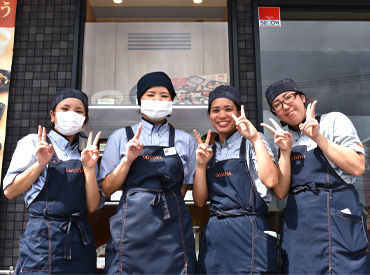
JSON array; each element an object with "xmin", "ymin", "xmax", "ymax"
[
  {"xmin": 261, "ymin": 78, "xmax": 369, "ymax": 274},
  {"xmin": 193, "ymin": 85, "xmax": 279, "ymax": 274},
  {"xmin": 99, "ymin": 71, "xmax": 197, "ymax": 274},
  {"xmin": 3, "ymin": 88, "xmax": 104, "ymax": 274}
]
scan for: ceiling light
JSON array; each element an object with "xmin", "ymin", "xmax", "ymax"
[
  {"xmin": 193, "ymin": 0, "xmax": 203, "ymax": 4},
  {"xmin": 113, "ymin": 0, "xmax": 122, "ymax": 4}
]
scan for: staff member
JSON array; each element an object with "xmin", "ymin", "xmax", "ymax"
[
  {"xmin": 99, "ymin": 71, "xmax": 197, "ymax": 274},
  {"xmin": 193, "ymin": 85, "xmax": 279, "ymax": 274},
  {"xmin": 262, "ymin": 78, "xmax": 369, "ymax": 274},
  {"xmin": 3, "ymin": 88, "xmax": 103, "ymax": 274}
]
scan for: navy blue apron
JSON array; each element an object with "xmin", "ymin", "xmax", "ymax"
[
  {"xmin": 198, "ymin": 137, "xmax": 278, "ymax": 274},
  {"xmin": 105, "ymin": 124, "xmax": 196, "ymax": 274},
  {"xmin": 15, "ymin": 138, "xmax": 96, "ymax": 274},
  {"xmin": 281, "ymin": 118, "xmax": 369, "ymax": 274}
]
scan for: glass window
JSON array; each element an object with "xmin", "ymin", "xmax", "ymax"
[
  {"xmin": 258, "ymin": 9, "xmax": 370, "ymax": 211},
  {"xmin": 82, "ymin": 0, "xmax": 229, "ymax": 137},
  {"xmin": 83, "ymin": 0, "xmax": 229, "ymax": 263}
]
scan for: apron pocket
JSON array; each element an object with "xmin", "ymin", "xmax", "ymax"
[
  {"xmin": 330, "ymin": 207, "xmax": 368, "ymax": 254},
  {"xmin": 19, "ymin": 232, "xmax": 49, "ymax": 272},
  {"xmin": 253, "ymin": 229, "xmax": 278, "ymax": 273}
]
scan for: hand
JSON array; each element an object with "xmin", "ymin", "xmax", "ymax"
[
  {"xmin": 36, "ymin": 125, "xmax": 54, "ymax": 167},
  {"xmin": 193, "ymin": 129, "xmax": 213, "ymax": 167},
  {"xmin": 261, "ymin": 118, "xmax": 292, "ymax": 152},
  {"xmin": 125, "ymin": 123, "xmax": 143, "ymax": 164},
  {"xmin": 299, "ymin": 100, "xmax": 320, "ymax": 140},
  {"xmin": 81, "ymin": 131, "xmax": 102, "ymax": 169},
  {"xmin": 232, "ymin": 105, "xmax": 259, "ymax": 141}
]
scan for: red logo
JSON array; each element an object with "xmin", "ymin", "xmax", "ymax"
[
  {"xmin": 215, "ymin": 171, "xmax": 232, "ymax": 178},
  {"xmin": 65, "ymin": 168, "xmax": 83, "ymax": 173},
  {"xmin": 142, "ymin": 155, "xmax": 163, "ymax": 160},
  {"xmin": 291, "ymin": 154, "xmax": 305, "ymax": 161}
]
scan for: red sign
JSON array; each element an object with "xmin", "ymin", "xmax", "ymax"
[
  {"xmin": 0, "ymin": 0, "xmax": 17, "ymax": 27},
  {"xmin": 258, "ymin": 7, "xmax": 281, "ymax": 27}
]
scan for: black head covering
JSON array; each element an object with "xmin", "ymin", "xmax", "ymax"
[
  {"xmin": 136, "ymin": 71, "xmax": 176, "ymax": 105},
  {"xmin": 51, "ymin": 88, "xmax": 88, "ymax": 115},
  {"xmin": 208, "ymin": 85, "xmax": 241, "ymax": 112},
  {"xmin": 265, "ymin": 78, "xmax": 304, "ymax": 111}
]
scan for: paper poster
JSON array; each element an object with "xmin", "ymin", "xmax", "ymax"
[{"xmin": 0, "ymin": 0, "xmax": 17, "ymax": 178}]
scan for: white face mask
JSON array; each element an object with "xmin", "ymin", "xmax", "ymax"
[
  {"xmin": 54, "ymin": 111, "xmax": 85, "ymax": 136},
  {"xmin": 140, "ymin": 100, "xmax": 173, "ymax": 121}
]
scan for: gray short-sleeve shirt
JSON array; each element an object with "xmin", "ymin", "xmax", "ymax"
[{"xmin": 289, "ymin": 112, "xmax": 365, "ymax": 184}]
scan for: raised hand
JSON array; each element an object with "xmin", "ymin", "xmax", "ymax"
[
  {"xmin": 299, "ymin": 100, "xmax": 319, "ymax": 140},
  {"xmin": 193, "ymin": 129, "xmax": 213, "ymax": 167},
  {"xmin": 81, "ymin": 131, "xmax": 102, "ymax": 169},
  {"xmin": 36, "ymin": 125, "xmax": 54, "ymax": 166},
  {"xmin": 232, "ymin": 105, "xmax": 259, "ymax": 141},
  {"xmin": 261, "ymin": 118, "xmax": 292, "ymax": 152},
  {"xmin": 125, "ymin": 123, "xmax": 143, "ymax": 164}
]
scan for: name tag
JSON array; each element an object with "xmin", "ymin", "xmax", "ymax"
[
  {"xmin": 306, "ymin": 140, "xmax": 317, "ymax": 151},
  {"xmin": 164, "ymin": 147, "xmax": 177, "ymax": 156}
]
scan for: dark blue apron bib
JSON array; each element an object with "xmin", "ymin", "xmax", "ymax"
[
  {"xmin": 15, "ymin": 139, "xmax": 96, "ymax": 274},
  {"xmin": 281, "ymin": 121, "xmax": 369, "ymax": 274},
  {"xmin": 105, "ymin": 125, "xmax": 196, "ymax": 274},
  {"xmin": 198, "ymin": 137, "xmax": 278, "ymax": 274}
]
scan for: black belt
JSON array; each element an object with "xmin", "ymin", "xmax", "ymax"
[{"xmin": 29, "ymin": 211, "xmax": 90, "ymax": 260}]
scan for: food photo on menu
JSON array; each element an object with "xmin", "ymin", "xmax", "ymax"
[{"xmin": 122, "ymin": 73, "xmax": 229, "ymax": 105}]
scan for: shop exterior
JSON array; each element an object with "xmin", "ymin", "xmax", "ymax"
[{"xmin": 0, "ymin": 0, "xmax": 369, "ymax": 270}]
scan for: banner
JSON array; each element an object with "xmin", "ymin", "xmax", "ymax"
[{"xmin": 0, "ymin": 0, "xmax": 17, "ymax": 178}]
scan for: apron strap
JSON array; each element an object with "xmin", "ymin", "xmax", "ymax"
[
  {"xmin": 58, "ymin": 215, "xmax": 91, "ymax": 260},
  {"xmin": 125, "ymin": 126, "xmax": 135, "ymax": 140},
  {"xmin": 30, "ymin": 212, "xmax": 90, "ymax": 260},
  {"xmin": 46, "ymin": 135, "xmax": 61, "ymax": 163},
  {"xmin": 239, "ymin": 137, "xmax": 246, "ymax": 159},
  {"xmin": 290, "ymin": 182, "xmax": 355, "ymax": 194},
  {"xmin": 168, "ymin": 123, "xmax": 175, "ymax": 147},
  {"xmin": 210, "ymin": 207, "xmax": 261, "ymax": 218},
  {"xmin": 149, "ymin": 175, "xmax": 172, "ymax": 220},
  {"xmin": 208, "ymin": 144, "xmax": 217, "ymax": 168}
]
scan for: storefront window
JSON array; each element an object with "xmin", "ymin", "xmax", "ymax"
[
  {"xmin": 82, "ymin": 0, "xmax": 228, "ymax": 267},
  {"xmin": 82, "ymin": 0, "xmax": 229, "ymax": 137},
  {"xmin": 258, "ymin": 10, "xmax": 370, "ymax": 211}
]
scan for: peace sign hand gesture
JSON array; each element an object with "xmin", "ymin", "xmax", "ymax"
[
  {"xmin": 299, "ymin": 100, "xmax": 319, "ymax": 140},
  {"xmin": 261, "ymin": 118, "xmax": 292, "ymax": 152},
  {"xmin": 125, "ymin": 123, "xmax": 143, "ymax": 164},
  {"xmin": 81, "ymin": 131, "xmax": 102, "ymax": 169},
  {"xmin": 232, "ymin": 105, "xmax": 259, "ymax": 142},
  {"xmin": 36, "ymin": 125, "xmax": 54, "ymax": 167},
  {"xmin": 193, "ymin": 129, "xmax": 213, "ymax": 168}
]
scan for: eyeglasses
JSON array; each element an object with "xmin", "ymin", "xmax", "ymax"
[{"xmin": 271, "ymin": 92, "xmax": 298, "ymax": 112}]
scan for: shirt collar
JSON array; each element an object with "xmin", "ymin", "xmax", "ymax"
[
  {"xmin": 48, "ymin": 130, "xmax": 79, "ymax": 150},
  {"xmin": 215, "ymin": 130, "xmax": 239, "ymax": 148},
  {"xmin": 141, "ymin": 117, "xmax": 169, "ymax": 136}
]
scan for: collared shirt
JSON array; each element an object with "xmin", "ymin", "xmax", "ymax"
[
  {"xmin": 213, "ymin": 130, "xmax": 275, "ymax": 204},
  {"xmin": 3, "ymin": 130, "xmax": 105, "ymax": 208},
  {"xmin": 289, "ymin": 112, "xmax": 366, "ymax": 184},
  {"xmin": 98, "ymin": 119, "xmax": 197, "ymax": 185}
]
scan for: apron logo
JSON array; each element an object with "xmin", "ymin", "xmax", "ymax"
[
  {"xmin": 142, "ymin": 155, "xmax": 164, "ymax": 160},
  {"xmin": 291, "ymin": 154, "xmax": 305, "ymax": 161},
  {"xmin": 65, "ymin": 168, "xmax": 84, "ymax": 173},
  {"xmin": 215, "ymin": 171, "xmax": 232, "ymax": 178}
]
